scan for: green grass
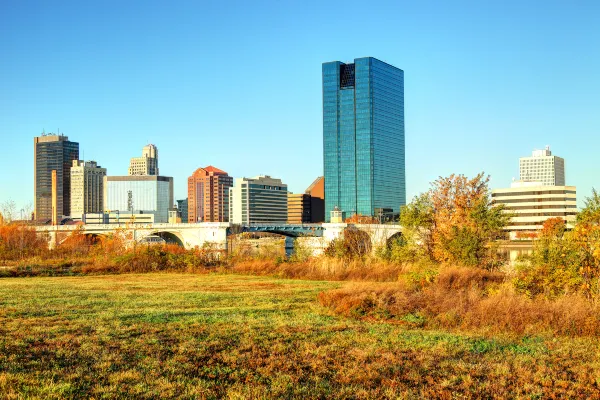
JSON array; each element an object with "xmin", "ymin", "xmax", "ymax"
[{"xmin": 1, "ymin": 274, "xmax": 599, "ymax": 399}]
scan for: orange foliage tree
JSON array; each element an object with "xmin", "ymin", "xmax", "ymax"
[
  {"xmin": 0, "ymin": 223, "xmax": 48, "ymax": 260},
  {"xmin": 400, "ymin": 173, "xmax": 510, "ymax": 269},
  {"xmin": 344, "ymin": 214, "xmax": 379, "ymax": 224}
]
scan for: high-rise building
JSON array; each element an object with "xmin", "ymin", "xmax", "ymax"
[
  {"xmin": 305, "ymin": 176, "xmax": 325, "ymax": 223},
  {"xmin": 70, "ymin": 160, "xmax": 106, "ymax": 219},
  {"xmin": 34, "ymin": 134, "xmax": 79, "ymax": 220},
  {"xmin": 176, "ymin": 199, "xmax": 188, "ymax": 223},
  {"xmin": 519, "ymin": 146, "xmax": 565, "ymax": 186},
  {"xmin": 287, "ymin": 193, "xmax": 311, "ymax": 223},
  {"xmin": 128, "ymin": 144, "xmax": 159, "ymax": 176},
  {"xmin": 104, "ymin": 175, "xmax": 173, "ymax": 223},
  {"xmin": 187, "ymin": 166, "xmax": 232, "ymax": 223},
  {"xmin": 229, "ymin": 175, "xmax": 288, "ymax": 224},
  {"xmin": 322, "ymin": 57, "xmax": 405, "ymax": 222}
]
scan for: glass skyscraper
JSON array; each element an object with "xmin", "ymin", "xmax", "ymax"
[{"xmin": 323, "ymin": 57, "xmax": 405, "ymax": 222}]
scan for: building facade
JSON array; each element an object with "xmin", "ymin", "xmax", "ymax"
[
  {"xmin": 34, "ymin": 134, "xmax": 80, "ymax": 220},
  {"xmin": 519, "ymin": 146, "xmax": 565, "ymax": 186},
  {"xmin": 187, "ymin": 166, "xmax": 232, "ymax": 223},
  {"xmin": 176, "ymin": 199, "xmax": 188, "ymax": 223},
  {"xmin": 323, "ymin": 57, "xmax": 405, "ymax": 222},
  {"xmin": 492, "ymin": 181, "xmax": 577, "ymax": 238},
  {"xmin": 70, "ymin": 160, "xmax": 106, "ymax": 219},
  {"xmin": 128, "ymin": 144, "xmax": 159, "ymax": 176},
  {"xmin": 287, "ymin": 193, "xmax": 311, "ymax": 223},
  {"xmin": 305, "ymin": 176, "xmax": 325, "ymax": 223},
  {"xmin": 104, "ymin": 176, "xmax": 173, "ymax": 223},
  {"xmin": 229, "ymin": 176, "xmax": 288, "ymax": 224}
]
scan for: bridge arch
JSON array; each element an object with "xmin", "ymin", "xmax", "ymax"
[{"xmin": 143, "ymin": 230, "xmax": 185, "ymax": 247}]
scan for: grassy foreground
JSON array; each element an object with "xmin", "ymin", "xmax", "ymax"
[{"xmin": 1, "ymin": 274, "xmax": 599, "ymax": 399}]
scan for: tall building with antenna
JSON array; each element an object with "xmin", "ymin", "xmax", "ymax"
[
  {"xmin": 519, "ymin": 146, "xmax": 565, "ymax": 186},
  {"xmin": 34, "ymin": 133, "xmax": 79, "ymax": 221}
]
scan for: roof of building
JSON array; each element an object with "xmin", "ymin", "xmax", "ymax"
[
  {"xmin": 191, "ymin": 166, "xmax": 228, "ymax": 177},
  {"xmin": 305, "ymin": 176, "xmax": 324, "ymax": 193}
]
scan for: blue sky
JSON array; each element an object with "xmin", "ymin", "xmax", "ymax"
[{"xmin": 1, "ymin": 0, "xmax": 599, "ymax": 210}]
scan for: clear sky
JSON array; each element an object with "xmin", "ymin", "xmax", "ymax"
[{"xmin": 1, "ymin": 0, "xmax": 599, "ymax": 211}]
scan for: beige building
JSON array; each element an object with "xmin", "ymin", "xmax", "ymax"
[
  {"xmin": 519, "ymin": 146, "xmax": 565, "ymax": 186},
  {"xmin": 70, "ymin": 160, "xmax": 106, "ymax": 219},
  {"xmin": 288, "ymin": 193, "xmax": 311, "ymax": 223},
  {"xmin": 492, "ymin": 181, "xmax": 577, "ymax": 239},
  {"xmin": 128, "ymin": 144, "xmax": 159, "ymax": 176}
]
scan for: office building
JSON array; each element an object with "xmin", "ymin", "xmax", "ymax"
[
  {"xmin": 187, "ymin": 166, "xmax": 232, "ymax": 222},
  {"xmin": 288, "ymin": 193, "xmax": 311, "ymax": 223},
  {"xmin": 229, "ymin": 175, "xmax": 288, "ymax": 224},
  {"xmin": 104, "ymin": 176, "xmax": 173, "ymax": 223},
  {"xmin": 305, "ymin": 176, "xmax": 325, "ymax": 223},
  {"xmin": 519, "ymin": 146, "xmax": 565, "ymax": 186},
  {"xmin": 34, "ymin": 134, "xmax": 79, "ymax": 220},
  {"xmin": 128, "ymin": 144, "xmax": 159, "ymax": 176},
  {"xmin": 492, "ymin": 181, "xmax": 577, "ymax": 238},
  {"xmin": 70, "ymin": 160, "xmax": 106, "ymax": 220},
  {"xmin": 176, "ymin": 199, "xmax": 188, "ymax": 223},
  {"xmin": 323, "ymin": 57, "xmax": 405, "ymax": 221}
]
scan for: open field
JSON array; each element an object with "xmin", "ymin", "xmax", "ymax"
[{"xmin": 1, "ymin": 274, "xmax": 600, "ymax": 399}]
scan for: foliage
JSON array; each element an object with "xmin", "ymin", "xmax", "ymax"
[
  {"xmin": 577, "ymin": 188, "xmax": 600, "ymax": 225},
  {"xmin": 323, "ymin": 227, "xmax": 372, "ymax": 259},
  {"xmin": 319, "ymin": 267, "xmax": 600, "ymax": 337},
  {"xmin": 398, "ymin": 173, "xmax": 510, "ymax": 269},
  {"xmin": 516, "ymin": 189, "xmax": 600, "ymax": 300},
  {"xmin": 344, "ymin": 214, "xmax": 379, "ymax": 224},
  {"xmin": 0, "ymin": 223, "xmax": 48, "ymax": 260}
]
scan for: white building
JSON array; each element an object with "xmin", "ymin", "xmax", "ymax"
[
  {"xmin": 492, "ymin": 181, "xmax": 577, "ymax": 239},
  {"xmin": 229, "ymin": 175, "xmax": 288, "ymax": 224},
  {"xmin": 104, "ymin": 175, "xmax": 173, "ymax": 223},
  {"xmin": 519, "ymin": 146, "xmax": 565, "ymax": 186},
  {"xmin": 70, "ymin": 160, "xmax": 106, "ymax": 219},
  {"xmin": 128, "ymin": 144, "xmax": 159, "ymax": 176}
]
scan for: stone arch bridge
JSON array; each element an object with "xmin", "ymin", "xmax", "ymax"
[{"xmin": 36, "ymin": 222, "xmax": 403, "ymax": 255}]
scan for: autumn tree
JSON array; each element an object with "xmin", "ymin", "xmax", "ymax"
[
  {"xmin": 398, "ymin": 173, "xmax": 510, "ymax": 269},
  {"xmin": 344, "ymin": 214, "xmax": 379, "ymax": 224}
]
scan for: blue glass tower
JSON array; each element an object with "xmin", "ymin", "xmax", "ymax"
[{"xmin": 323, "ymin": 57, "xmax": 405, "ymax": 222}]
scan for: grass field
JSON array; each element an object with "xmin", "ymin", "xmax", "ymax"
[{"xmin": 1, "ymin": 274, "xmax": 599, "ymax": 399}]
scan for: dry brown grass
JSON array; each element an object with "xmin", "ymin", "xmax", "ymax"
[
  {"xmin": 229, "ymin": 257, "xmax": 406, "ymax": 281},
  {"xmin": 318, "ymin": 266, "xmax": 600, "ymax": 337}
]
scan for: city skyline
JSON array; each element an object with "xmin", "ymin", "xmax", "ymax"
[{"xmin": 2, "ymin": 1, "xmax": 600, "ymax": 210}]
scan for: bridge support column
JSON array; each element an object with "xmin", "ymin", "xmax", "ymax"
[{"xmin": 48, "ymin": 231, "xmax": 57, "ymax": 250}]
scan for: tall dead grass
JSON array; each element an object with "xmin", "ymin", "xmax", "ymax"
[
  {"xmin": 229, "ymin": 257, "xmax": 407, "ymax": 281},
  {"xmin": 318, "ymin": 266, "xmax": 600, "ymax": 336}
]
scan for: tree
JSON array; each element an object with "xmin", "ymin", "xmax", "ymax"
[
  {"xmin": 577, "ymin": 188, "xmax": 600, "ymax": 225},
  {"xmin": 399, "ymin": 173, "xmax": 510, "ymax": 269},
  {"xmin": 344, "ymin": 214, "xmax": 379, "ymax": 224}
]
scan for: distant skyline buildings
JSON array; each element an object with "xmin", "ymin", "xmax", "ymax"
[
  {"xmin": 519, "ymin": 146, "xmax": 565, "ymax": 186},
  {"xmin": 33, "ymin": 134, "xmax": 79, "ymax": 221},
  {"xmin": 129, "ymin": 144, "xmax": 159, "ymax": 176},
  {"xmin": 187, "ymin": 166, "xmax": 232, "ymax": 223},
  {"xmin": 70, "ymin": 160, "xmax": 106, "ymax": 220},
  {"xmin": 103, "ymin": 175, "xmax": 173, "ymax": 223},
  {"xmin": 229, "ymin": 176, "xmax": 288, "ymax": 224},
  {"xmin": 322, "ymin": 57, "xmax": 405, "ymax": 222}
]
